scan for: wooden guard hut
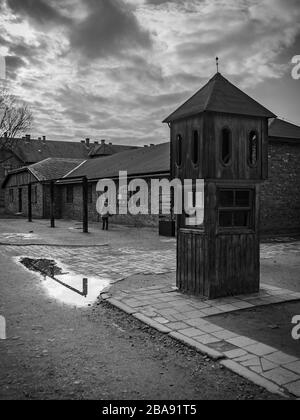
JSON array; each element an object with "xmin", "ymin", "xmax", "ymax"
[{"xmin": 164, "ymin": 72, "xmax": 276, "ymax": 299}]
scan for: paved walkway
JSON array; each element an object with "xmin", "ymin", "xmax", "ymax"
[{"xmin": 103, "ymin": 283, "xmax": 300, "ymax": 398}]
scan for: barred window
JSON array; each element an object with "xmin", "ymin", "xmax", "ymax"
[{"xmin": 218, "ymin": 189, "xmax": 253, "ymax": 228}]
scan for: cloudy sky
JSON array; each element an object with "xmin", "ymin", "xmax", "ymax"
[{"xmin": 0, "ymin": 0, "xmax": 299, "ymax": 145}]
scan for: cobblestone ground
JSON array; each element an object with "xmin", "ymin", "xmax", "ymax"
[
  {"xmin": 0, "ymin": 245, "xmax": 176, "ymax": 283},
  {"xmin": 1, "ymin": 240, "xmax": 299, "ymax": 284}
]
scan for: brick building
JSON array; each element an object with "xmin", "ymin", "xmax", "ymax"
[
  {"xmin": 57, "ymin": 143, "xmax": 171, "ymax": 228},
  {"xmin": 0, "ymin": 136, "xmax": 136, "ymax": 209},
  {"xmin": 2, "ymin": 158, "xmax": 83, "ymax": 218},
  {"xmin": 261, "ymin": 119, "xmax": 300, "ymax": 234},
  {"xmin": 0, "ymin": 135, "xmax": 90, "ymax": 208}
]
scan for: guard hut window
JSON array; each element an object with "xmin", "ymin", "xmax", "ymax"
[
  {"xmin": 220, "ymin": 127, "xmax": 232, "ymax": 166},
  {"xmin": 176, "ymin": 135, "xmax": 183, "ymax": 167},
  {"xmin": 192, "ymin": 130, "xmax": 199, "ymax": 165},
  {"xmin": 248, "ymin": 131, "xmax": 259, "ymax": 167},
  {"xmin": 66, "ymin": 185, "xmax": 74, "ymax": 204},
  {"xmin": 218, "ymin": 189, "xmax": 253, "ymax": 229}
]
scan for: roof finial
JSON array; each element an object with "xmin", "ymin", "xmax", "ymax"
[{"xmin": 216, "ymin": 56, "xmax": 219, "ymax": 73}]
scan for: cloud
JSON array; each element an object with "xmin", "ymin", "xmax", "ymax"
[
  {"xmin": 6, "ymin": 0, "xmax": 71, "ymax": 26},
  {"xmin": 1, "ymin": 0, "xmax": 300, "ymax": 143},
  {"xmin": 69, "ymin": 0, "xmax": 153, "ymax": 59},
  {"xmin": 5, "ymin": 55, "xmax": 26, "ymax": 79}
]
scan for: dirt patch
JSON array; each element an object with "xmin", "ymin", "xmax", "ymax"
[{"xmin": 207, "ymin": 301, "xmax": 300, "ymax": 358}]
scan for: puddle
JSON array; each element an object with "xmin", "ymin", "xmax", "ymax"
[{"xmin": 18, "ymin": 257, "xmax": 110, "ymax": 308}]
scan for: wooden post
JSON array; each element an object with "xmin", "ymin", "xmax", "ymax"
[
  {"xmin": 82, "ymin": 278, "xmax": 88, "ymax": 297},
  {"xmin": 28, "ymin": 183, "xmax": 32, "ymax": 222},
  {"xmin": 82, "ymin": 176, "xmax": 88, "ymax": 233},
  {"xmin": 50, "ymin": 181, "xmax": 55, "ymax": 228}
]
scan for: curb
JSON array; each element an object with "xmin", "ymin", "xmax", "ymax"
[
  {"xmin": 169, "ymin": 331, "xmax": 224, "ymax": 361},
  {"xmin": 220, "ymin": 360, "xmax": 288, "ymax": 399},
  {"xmin": 103, "ymin": 296, "xmax": 292, "ymax": 399},
  {"xmin": 133, "ymin": 313, "xmax": 172, "ymax": 334}
]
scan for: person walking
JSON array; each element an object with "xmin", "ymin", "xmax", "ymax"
[{"xmin": 101, "ymin": 198, "xmax": 109, "ymax": 231}]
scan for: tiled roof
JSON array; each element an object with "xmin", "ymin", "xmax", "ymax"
[
  {"xmin": 269, "ymin": 118, "xmax": 300, "ymax": 140},
  {"xmin": 2, "ymin": 158, "xmax": 84, "ymax": 187},
  {"xmin": 89, "ymin": 143, "xmax": 139, "ymax": 157},
  {"xmin": 29, "ymin": 158, "xmax": 85, "ymax": 181},
  {"xmin": 163, "ymin": 72, "xmax": 276, "ymax": 122},
  {"xmin": 62, "ymin": 143, "xmax": 170, "ymax": 181},
  {"xmin": 0, "ymin": 137, "xmax": 90, "ymax": 163}
]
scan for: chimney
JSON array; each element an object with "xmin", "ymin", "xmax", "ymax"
[
  {"xmin": 42, "ymin": 136, "xmax": 46, "ymax": 143},
  {"xmin": 25, "ymin": 134, "xmax": 31, "ymax": 142},
  {"xmin": 85, "ymin": 138, "xmax": 90, "ymax": 147},
  {"xmin": 101, "ymin": 139, "xmax": 106, "ymax": 145}
]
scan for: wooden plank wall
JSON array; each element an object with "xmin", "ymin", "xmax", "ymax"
[{"xmin": 177, "ymin": 230, "xmax": 209, "ymax": 296}]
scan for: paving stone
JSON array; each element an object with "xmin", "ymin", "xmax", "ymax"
[
  {"xmin": 241, "ymin": 357, "xmax": 261, "ymax": 368},
  {"xmin": 285, "ymin": 380, "xmax": 300, "ymax": 398},
  {"xmin": 183, "ymin": 311, "xmax": 204, "ymax": 319},
  {"xmin": 261, "ymin": 358, "xmax": 278, "ymax": 372},
  {"xmin": 177, "ymin": 327, "xmax": 204, "ymax": 338},
  {"xmin": 250, "ymin": 366, "xmax": 263, "ymax": 374},
  {"xmin": 233, "ymin": 354, "xmax": 259, "ymax": 363},
  {"xmin": 213, "ymin": 304, "xmax": 240, "ymax": 312},
  {"xmin": 212, "ymin": 330, "xmax": 239, "ymax": 340},
  {"xmin": 263, "ymin": 367, "xmax": 299, "ymax": 386},
  {"xmin": 284, "ymin": 361, "xmax": 300, "ymax": 375},
  {"xmin": 153, "ymin": 317, "xmax": 169, "ymax": 325},
  {"xmin": 244, "ymin": 343, "xmax": 277, "ymax": 357},
  {"xmin": 166, "ymin": 322, "xmax": 190, "ymax": 331},
  {"xmin": 185, "ymin": 318, "xmax": 211, "ymax": 328},
  {"xmin": 195, "ymin": 323, "xmax": 224, "ymax": 334},
  {"xmin": 224, "ymin": 349, "xmax": 249, "ymax": 359},
  {"xmin": 265, "ymin": 351, "xmax": 299, "ymax": 366},
  {"xmin": 227, "ymin": 336, "xmax": 258, "ymax": 348},
  {"xmin": 201, "ymin": 307, "xmax": 224, "ymax": 316},
  {"xmin": 193, "ymin": 334, "xmax": 221, "ymax": 345},
  {"xmin": 231, "ymin": 301, "xmax": 255, "ymax": 309}
]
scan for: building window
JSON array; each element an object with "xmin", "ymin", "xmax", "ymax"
[
  {"xmin": 248, "ymin": 131, "xmax": 259, "ymax": 167},
  {"xmin": 9, "ymin": 189, "xmax": 14, "ymax": 203},
  {"xmin": 220, "ymin": 127, "xmax": 232, "ymax": 166},
  {"xmin": 32, "ymin": 186, "xmax": 38, "ymax": 204},
  {"xmin": 66, "ymin": 185, "xmax": 74, "ymax": 203},
  {"xmin": 176, "ymin": 135, "xmax": 182, "ymax": 167},
  {"xmin": 218, "ymin": 189, "xmax": 253, "ymax": 229},
  {"xmin": 192, "ymin": 130, "xmax": 199, "ymax": 165}
]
